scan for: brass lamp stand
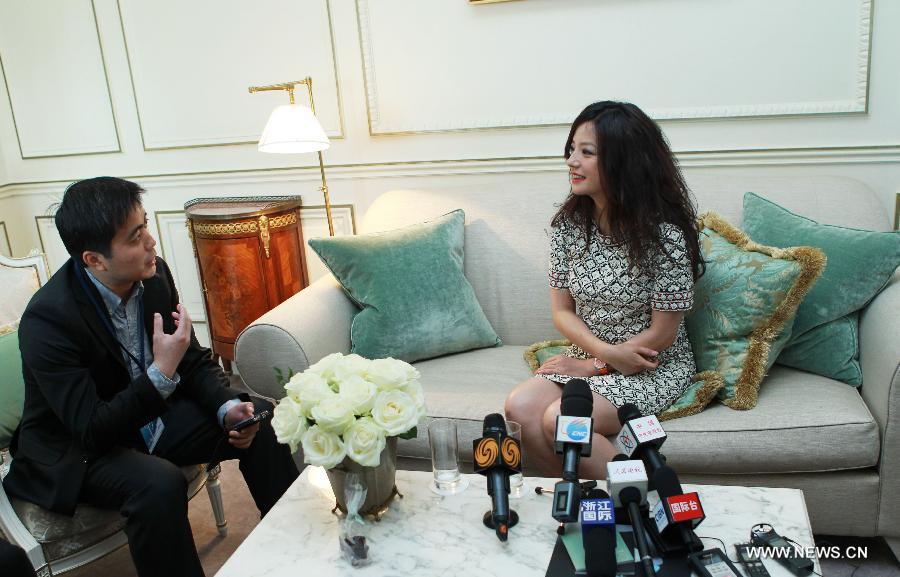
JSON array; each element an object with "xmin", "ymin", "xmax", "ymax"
[{"xmin": 249, "ymin": 77, "xmax": 335, "ymax": 236}]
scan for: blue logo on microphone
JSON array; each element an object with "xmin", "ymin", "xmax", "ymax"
[
  {"xmin": 581, "ymin": 499, "xmax": 615, "ymax": 525},
  {"xmin": 566, "ymin": 418, "xmax": 590, "ymax": 441}
]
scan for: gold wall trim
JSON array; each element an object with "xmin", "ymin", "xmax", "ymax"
[
  {"xmin": 356, "ymin": 0, "xmax": 872, "ymax": 135},
  {"xmin": 0, "ymin": 0, "xmax": 121, "ymax": 159},
  {"xmin": 2, "ymin": 145, "xmax": 900, "ymax": 196},
  {"xmin": 117, "ymin": 0, "xmax": 345, "ymax": 151},
  {"xmin": 894, "ymin": 192, "xmax": 899, "ymax": 231},
  {"xmin": 34, "ymin": 215, "xmax": 54, "ymax": 260},
  {"xmin": 301, "ymin": 203, "xmax": 357, "ymax": 234},
  {"xmin": 0, "ymin": 221, "xmax": 10, "ymax": 256},
  {"xmin": 152, "ymin": 210, "xmax": 185, "ymax": 263}
]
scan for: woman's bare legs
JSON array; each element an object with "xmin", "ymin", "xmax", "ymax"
[
  {"xmin": 504, "ymin": 376, "xmax": 564, "ymax": 476},
  {"xmin": 540, "ymin": 393, "xmax": 623, "ymax": 479}
]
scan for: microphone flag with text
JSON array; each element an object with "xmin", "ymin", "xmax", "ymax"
[
  {"xmin": 580, "ymin": 487, "xmax": 617, "ymax": 577},
  {"xmin": 607, "ymin": 457, "xmax": 656, "ymax": 577},
  {"xmin": 614, "ymin": 403, "xmax": 667, "ymax": 471},
  {"xmin": 551, "ymin": 379, "xmax": 594, "ymax": 524},
  {"xmin": 473, "ymin": 412, "xmax": 521, "ymax": 541},
  {"xmin": 616, "ymin": 403, "xmax": 704, "ymax": 554}
]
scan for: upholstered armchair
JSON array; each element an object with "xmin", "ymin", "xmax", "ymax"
[{"xmin": 0, "ymin": 253, "xmax": 227, "ymax": 576}]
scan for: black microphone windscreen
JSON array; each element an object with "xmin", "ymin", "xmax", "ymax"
[
  {"xmin": 617, "ymin": 403, "xmax": 642, "ymax": 425},
  {"xmin": 651, "ymin": 465, "xmax": 684, "ymax": 497},
  {"xmin": 483, "ymin": 413, "xmax": 507, "ymax": 435},
  {"xmin": 611, "ymin": 454, "xmax": 629, "ymax": 462},
  {"xmin": 560, "ymin": 378, "xmax": 593, "ymax": 417},
  {"xmin": 582, "ymin": 523, "xmax": 617, "ymax": 577},
  {"xmin": 619, "ymin": 486, "xmax": 642, "ymax": 506}
]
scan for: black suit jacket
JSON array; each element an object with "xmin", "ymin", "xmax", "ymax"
[{"xmin": 3, "ymin": 257, "xmax": 236, "ymax": 515}]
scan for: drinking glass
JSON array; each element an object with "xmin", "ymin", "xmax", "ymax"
[
  {"xmin": 506, "ymin": 420, "xmax": 525, "ymax": 498},
  {"xmin": 428, "ymin": 419, "xmax": 469, "ymax": 495}
]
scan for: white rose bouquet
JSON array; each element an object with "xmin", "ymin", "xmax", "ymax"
[{"xmin": 271, "ymin": 353, "xmax": 425, "ymax": 469}]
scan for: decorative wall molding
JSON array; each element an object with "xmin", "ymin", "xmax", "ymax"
[
  {"xmin": 0, "ymin": 0, "xmax": 120, "ymax": 158},
  {"xmin": 117, "ymin": 0, "xmax": 344, "ymax": 150},
  {"xmin": 0, "ymin": 221, "xmax": 10, "ymax": 256},
  {"xmin": 154, "ymin": 211, "xmax": 207, "ymax": 323},
  {"xmin": 34, "ymin": 216, "xmax": 69, "ymax": 273},
  {"xmin": 153, "ymin": 205, "xmax": 356, "ymax": 327},
  {"xmin": 2, "ymin": 143, "xmax": 900, "ymax": 200},
  {"xmin": 356, "ymin": 0, "xmax": 872, "ymax": 135},
  {"xmin": 300, "ymin": 204, "xmax": 355, "ymax": 282}
]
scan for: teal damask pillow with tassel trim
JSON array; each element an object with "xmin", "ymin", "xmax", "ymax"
[{"xmin": 686, "ymin": 213, "xmax": 825, "ymax": 409}]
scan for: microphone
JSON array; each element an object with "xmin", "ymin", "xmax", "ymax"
[
  {"xmin": 473, "ymin": 413, "xmax": 521, "ymax": 541},
  {"xmin": 647, "ymin": 465, "xmax": 705, "ymax": 554},
  {"xmin": 615, "ymin": 405, "xmax": 704, "ymax": 554},
  {"xmin": 551, "ymin": 379, "xmax": 594, "ymax": 523},
  {"xmin": 580, "ymin": 488, "xmax": 617, "ymax": 577},
  {"xmin": 607, "ymin": 458, "xmax": 655, "ymax": 577},
  {"xmin": 614, "ymin": 403, "xmax": 667, "ymax": 472}
]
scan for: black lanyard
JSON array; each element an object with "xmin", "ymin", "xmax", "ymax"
[{"xmin": 75, "ymin": 263, "xmax": 146, "ymax": 373}]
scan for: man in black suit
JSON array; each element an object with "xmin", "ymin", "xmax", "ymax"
[{"xmin": 3, "ymin": 177, "xmax": 298, "ymax": 576}]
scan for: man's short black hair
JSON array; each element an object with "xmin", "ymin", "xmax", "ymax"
[{"xmin": 55, "ymin": 177, "xmax": 145, "ymax": 262}]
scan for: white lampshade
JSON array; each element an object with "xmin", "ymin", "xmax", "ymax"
[{"xmin": 258, "ymin": 104, "xmax": 330, "ymax": 153}]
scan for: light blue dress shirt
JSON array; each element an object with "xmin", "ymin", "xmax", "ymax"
[{"xmin": 85, "ymin": 271, "xmax": 239, "ymax": 450}]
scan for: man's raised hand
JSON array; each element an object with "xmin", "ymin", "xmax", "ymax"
[{"xmin": 152, "ymin": 303, "xmax": 192, "ymax": 379}]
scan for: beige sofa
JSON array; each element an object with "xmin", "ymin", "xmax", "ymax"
[{"xmin": 235, "ymin": 175, "xmax": 899, "ymax": 554}]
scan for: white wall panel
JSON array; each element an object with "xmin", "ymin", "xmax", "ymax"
[
  {"xmin": 0, "ymin": 0, "xmax": 119, "ymax": 157},
  {"xmin": 119, "ymin": 0, "xmax": 342, "ymax": 149},
  {"xmin": 34, "ymin": 216, "xmax": 68, "ymax": 273},
  {"xmin": 358, "ymin": 0, "xmax": 869, "ymax": 134},
  {"xmin": 152, "ymin": 211, "xmax": 212, "ymax": 345},
  {"xmin": 154, "ymin": 211, "xmax": 207, "ymax": 323},
  {"xmin": 301, "ymin": 205, "xmax": 355, "ymax": 282},
  {"xmin": 0, "ymin": 221, "xmax": 9, "ymax": 256}
]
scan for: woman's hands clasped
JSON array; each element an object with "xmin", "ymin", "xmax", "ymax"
[
  {"xmin": 605, "ymin": 342, "xmax": 659, "ymax": 376},
  {"xmin": 536, "ymin": 355, "xmax": 597, "ymax": 377}
]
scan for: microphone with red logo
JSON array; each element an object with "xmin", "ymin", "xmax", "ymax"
[
  {"xmin": 648, "ymin": 465, "xmax": 705, "ymax": 554},
  {"xmin": 616, "ymin": 404, "xmax": 704, "ymax": 554},
  {"xmin": 473, "ymin": 413, "xmax": 521, "ymax": 541},
  {"xmin": 551, "ymin": 379, "xmax": 593, "ymax": 524}
]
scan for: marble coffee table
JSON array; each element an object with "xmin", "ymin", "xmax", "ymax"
[{"xmin": 215, "ymin": 469, "xmax": 819, "ymax": 577}]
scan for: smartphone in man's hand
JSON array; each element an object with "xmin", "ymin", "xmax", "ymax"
[{"xmin": 229, "ymin": 409, "xmax": 271, "ymax": 432}]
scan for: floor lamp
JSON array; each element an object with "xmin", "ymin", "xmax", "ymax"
[{"xmin": 248, "ymin": 77, "xmax": 335, "ymax": 236}]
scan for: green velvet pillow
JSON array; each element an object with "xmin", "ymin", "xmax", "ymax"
[
  {"xmin": 308, "ymin": 210, "xmax": 501, "ymax": 362},
  {"xmin": 775, "ymin": 312, "xmax": 862, "ymax": 385},
  {"xmin": 522, "ymin": 340, "xmax": 725, "ymax": 420},
  {"xmin": 0, "ymin": 330, "xmax": 25, "ymax": 448},
  {"xmin": 686, "ymin": 213, "xmax": 825, "ymax": 409},
  {"xmin": 742, "ymin": 192, "xmax": 900, "ymax": 385}
]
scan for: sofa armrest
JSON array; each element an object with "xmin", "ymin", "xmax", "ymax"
[
  {"xmin": 859, "ymin": 270, "xmax": 900, "ymax": 538},
  {"xmin": 234, "ymin": 275, "xmax": 355, "ymax": 399}
]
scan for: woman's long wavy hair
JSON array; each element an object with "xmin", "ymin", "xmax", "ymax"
[{"xmin": 551, "ymin": 101, "xmax": 704, "ymax": 280}]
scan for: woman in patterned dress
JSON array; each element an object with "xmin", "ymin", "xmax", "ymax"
[{"xmin": 504, "ymin": 101, "xmax": 704, "ymax": 478}]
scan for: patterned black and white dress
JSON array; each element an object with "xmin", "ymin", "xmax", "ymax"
[{"xmin": 541, "ymin": 217, "xmax": 696, "ymax": 415}]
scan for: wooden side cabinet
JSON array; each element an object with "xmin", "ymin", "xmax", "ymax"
[{"xmin": 185, "ymin": 197, "xmax": 309, "ymax": 371}]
